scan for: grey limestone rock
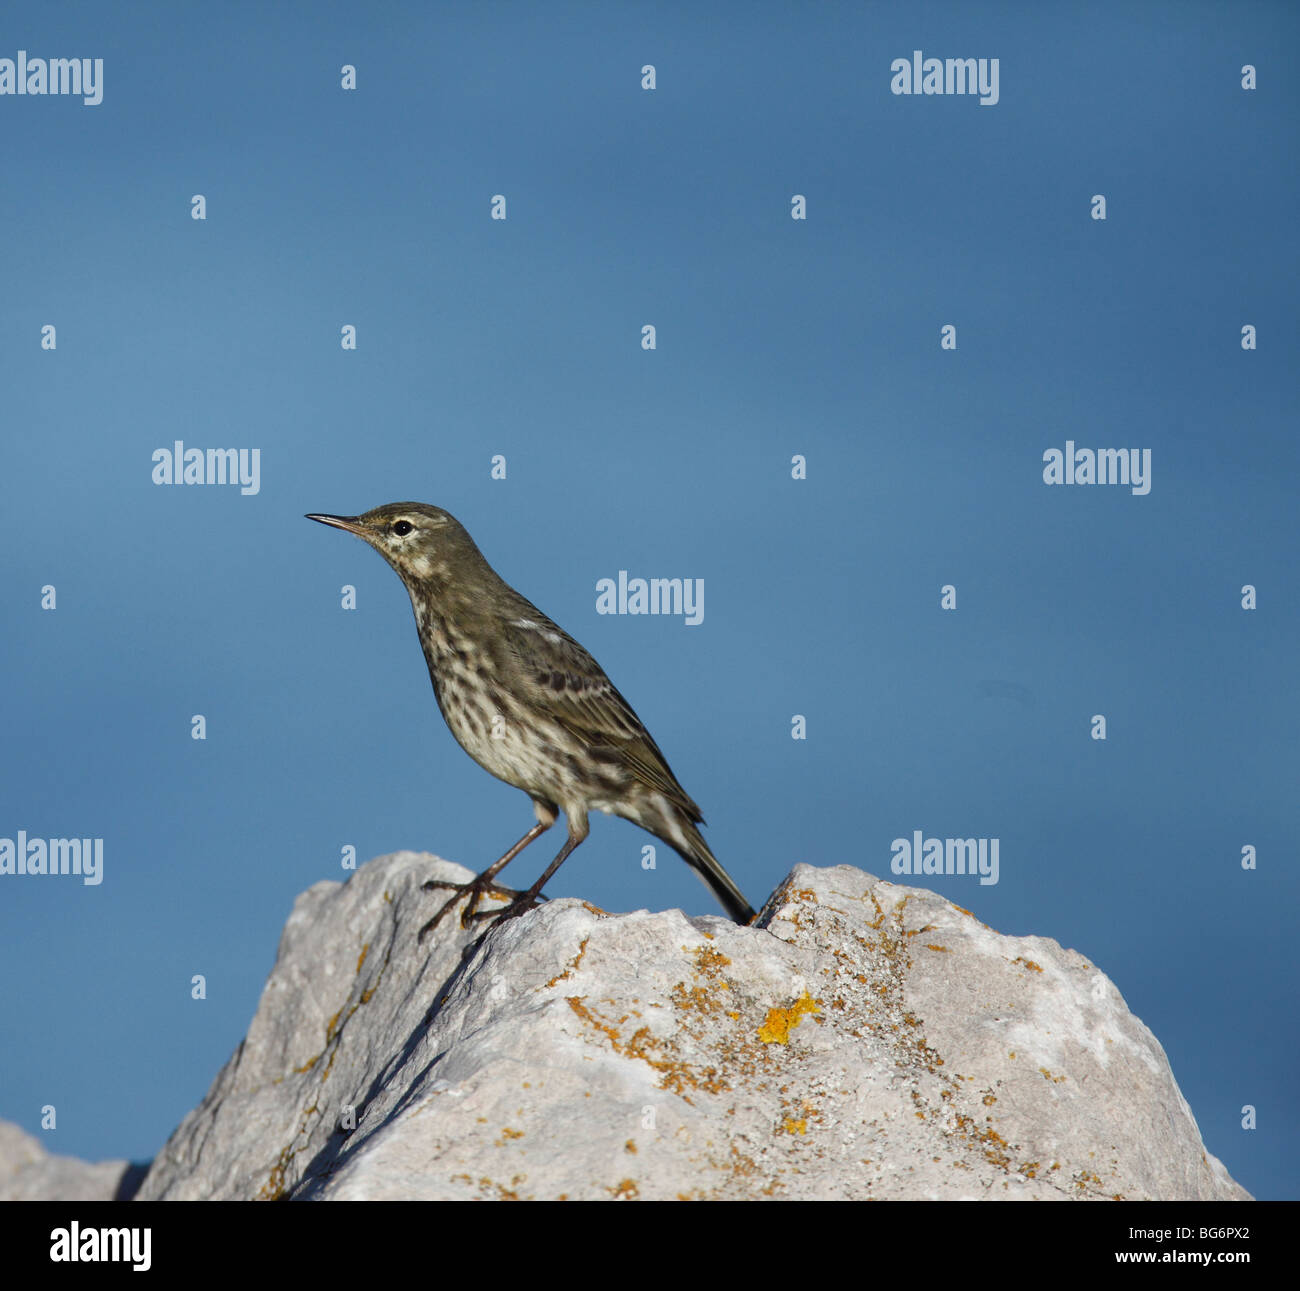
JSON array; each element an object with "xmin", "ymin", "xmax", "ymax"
[
  {"xmin": 0, "ymin": 1119, "xmax": 140, "ymax": 1202},
  {"xmin": 130, "ymin": 853, "xmax": 1248, "ymax": 1201}
]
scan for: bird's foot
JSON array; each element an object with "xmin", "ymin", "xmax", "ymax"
[
  {"xmin": 466, "ymin": 889, "xmax": 549, "ymax": 925},
  {"xmin": 417, "ymin": 876, "xmax": 523, "ymax": 940}
]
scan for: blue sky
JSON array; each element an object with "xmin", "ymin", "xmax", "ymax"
[{"xmin": 1, "ymin": 1, "xmax": 1295, "ymax": 1199}]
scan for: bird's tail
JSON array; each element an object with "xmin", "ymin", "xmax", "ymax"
[{"xmin": 668, "ymin": 819, "xmax": 757, "ymax": 925}]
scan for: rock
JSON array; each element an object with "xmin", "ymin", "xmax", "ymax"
[
  {"xmin": 0, "ymin": 1119, "xmax": 145, "ymax": 1201},
  {"xmin": 133, "ymin": 853, "xmax": 1248, "ymax": 1201}
]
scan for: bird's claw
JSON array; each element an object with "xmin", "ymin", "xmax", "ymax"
[
  {"xmin": 467, "ymin": 891, "xmax": 546, "ymax": 923},
  {"xmin": 417, "ymin": 878, "xmax": 521, "ymax": 940}
]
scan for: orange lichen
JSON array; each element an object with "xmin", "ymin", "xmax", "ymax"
[
  {"xmin": 758, "ymin": 992, "xmax": 821, "ymax": 1044},
  {"xmin": 544, "ymin": 937, "xmax": 589, "ymax": 988}
]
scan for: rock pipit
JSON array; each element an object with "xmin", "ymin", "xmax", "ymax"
[{"xmin": 306, "ymin": 503, "xmax": 756, "ymax": 936}]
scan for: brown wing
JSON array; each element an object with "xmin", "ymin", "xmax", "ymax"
[{"xmin": 498, "ymin": 613, "xmax": 704, "ymax": 822}]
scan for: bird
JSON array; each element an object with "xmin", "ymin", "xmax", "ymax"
[{"xmin": 305, "ymin": 503, "xmax": 756, "ymax": 938}]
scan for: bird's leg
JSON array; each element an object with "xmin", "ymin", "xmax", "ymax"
[
  {"xmin": 418, "ymin": 820, "xmax": 551, "ymax": 940},
  {"xmin": 470, "ymin": 820, "xmax": 589, "ymax": 925}
]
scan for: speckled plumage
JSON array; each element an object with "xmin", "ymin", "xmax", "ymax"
[{"xmin": 307, "ymin": 502, "xmax": 756, "ymax": 931}]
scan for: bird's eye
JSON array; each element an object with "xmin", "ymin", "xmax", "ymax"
[{"xmin": 391, "ymin": 520, "xmax": 414, "ymax": 537}]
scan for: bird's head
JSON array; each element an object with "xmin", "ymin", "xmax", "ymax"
[{"xmin": 306, "ymin": 502, "xmax": 485, "ymax": 589}]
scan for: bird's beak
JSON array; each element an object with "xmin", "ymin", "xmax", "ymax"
[{"xmin": 306, "ymin": 513, "xmax": 369, "ymax": 537}]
